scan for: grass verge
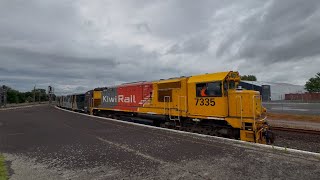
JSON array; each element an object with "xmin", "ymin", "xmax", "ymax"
[{"xmin": 0, "ymin": 154, "xmax": 8, "ymax": 180}]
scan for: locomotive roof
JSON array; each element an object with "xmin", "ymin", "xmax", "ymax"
[
  {"xmin": 94, "ymin": 87, "xmax": 108, "ymax": 91},
  {"xmin": 92, "ymin": 71, "xmax": 237, "ymax": 90},
  {"xmin": 188, "ymin": 71, "xmax": 234, "ymax": 83},
  {"xmin": 155, "ymin": 76, "xmax": 188, "ymax": 84}
]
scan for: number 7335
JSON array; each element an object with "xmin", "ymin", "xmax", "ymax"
[{"xmin": 196, "ymin": 98, "xmax": 216, "ymax": 106}]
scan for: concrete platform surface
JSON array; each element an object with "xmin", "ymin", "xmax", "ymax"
[{"xmin": 0, "ymin": 106, "xmax": 319, "ymax": 180}]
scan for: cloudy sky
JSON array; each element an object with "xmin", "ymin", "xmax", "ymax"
[{"xmin": 1, "ymin": 0, "xmax": 320, "ymax": 94}]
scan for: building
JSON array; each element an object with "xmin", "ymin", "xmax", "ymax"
[{"xmin": 239, "ymin": 81, "xmax": 306, "ymax": 101}]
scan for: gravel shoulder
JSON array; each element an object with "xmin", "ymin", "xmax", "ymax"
[
  {"xmin": 0, "ymin": 106, "xmax": 320, "ymax": 179},
  {"xmin": 273, "ymin": 130, "xmax": 320, "ymax": 153},
  {"xmin": 268, "ymin": 119, "xmax": 320, "ymax": 131}
]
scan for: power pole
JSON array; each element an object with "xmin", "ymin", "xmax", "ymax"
[
  {"xmin": 33, "ymin": 85, "xmax": 36, "ymax": 104},
  {"xmin": 38, "ymin": 89, "xmax": 41, "ymax": 104},
  {"xmin": 3, "ymin": 86, "xmax": 7, "ymax": 108}
]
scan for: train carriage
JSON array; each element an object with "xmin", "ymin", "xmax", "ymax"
[
  {"xmin": 71, "ymin": 93, "xmax": 85, "ymax": 112},
  {"xmin": 65, "ymin": 95, "xmax": 73, "ymax": 109}
]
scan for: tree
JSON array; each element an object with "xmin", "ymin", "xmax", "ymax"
[
  {"xmin": 30, "ymin": 88, "xmax": 48, "ymax": 102},
  {"xmin": 241, "ymin": 75, "xmax": 257, "ymax": 81},
  {"xmin": 6, "ymin": 87, "xmax": 22, "ymax": 103},
  {"xmin": 305, "ymin": 72, "xmax": 320, "ymax": 92},
  {"xmin": 2, "ymin": 86, "xmax": 50, "ymax": 104}
]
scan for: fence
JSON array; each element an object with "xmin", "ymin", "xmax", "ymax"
[{"xmin": 285, "ymin": 93, "xmax": 320, "ymax": 102}]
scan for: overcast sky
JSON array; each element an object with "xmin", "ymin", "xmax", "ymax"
[{"xmin": 1, "ymin": 0, "xmax": 320, "ymax": 94}]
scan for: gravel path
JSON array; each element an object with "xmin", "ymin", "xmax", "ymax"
[
  {"xmin": 268, "ymin": 119, "xmax": 320, "ymax": 131},
  {"xmin": 273, "ymin": 130, "xmax": 320, "ymax": 153},
  {"xmin": 0, "ymin": 106, "xmax": 320, "ymax": 179}
]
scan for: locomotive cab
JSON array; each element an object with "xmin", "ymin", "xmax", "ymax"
[{"xmin": 188, "ymin": 71, "xmax": 270, "ymax": 143}]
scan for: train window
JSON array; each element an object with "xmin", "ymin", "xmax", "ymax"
[{"xmin": 196, "ymin": 82, "xmax": 222, "ymax": 97}]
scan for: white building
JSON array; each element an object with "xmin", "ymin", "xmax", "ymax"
[{"xmin": 241, "ymin": 81, "xmax": 306, "ymax": 101}]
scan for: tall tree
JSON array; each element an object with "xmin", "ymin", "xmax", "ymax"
[
  {"xmin": 241, "ymin": 75, "xmax": 257, "ymax": 81},
  {"xmin": 2, "ymin": 86, "xmax": 51, "ymax": 104},
  {"xmin": 305, "ymin": 72, "xmax": 320, "ymax": 92},
  {"xmin": 6, "ymin": 87, "xmax": 20, "ymax": 103}
]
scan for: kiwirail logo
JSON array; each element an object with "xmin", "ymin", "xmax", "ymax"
[{"xmin": 103, "ymin": 95, "xmax": 137, "ymax": 103}]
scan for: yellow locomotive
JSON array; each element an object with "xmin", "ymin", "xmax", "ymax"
[{"xmin": 86, "ymin": 71, "xmax": 270, "ymax": 144}]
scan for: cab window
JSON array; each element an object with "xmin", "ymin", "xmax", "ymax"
[{"xmin": 196, "ymin": 82, "xmax": 222, "ymax": 97}]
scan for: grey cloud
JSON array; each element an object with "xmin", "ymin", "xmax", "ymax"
[
  {"xmin": 145, "ymin": 0, "xmax": 233, "ymax": 39},
  {"xmin": 1, "ymin": 0, "xmax": 320, "ymax": 94},
  {"xmin": 0, "ymin": 46, "xmax": 119, "ymax": 75},
  {"xmin": 166, "ymin": 35, "xmax": 210, "ymax": 54},
  {"xmin": 217, "ymin": 0, "xmax": 320, "ymax": 64},
  {"xmin": 134, "ymin": 23, "xmax": 151, "ymax": 33}
]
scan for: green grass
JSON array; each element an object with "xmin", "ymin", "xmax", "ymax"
[{"xmin": 0, "ymin": 154, "xmax": 8, "ymax": 180}]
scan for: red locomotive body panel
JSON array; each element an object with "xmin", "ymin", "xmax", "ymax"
[{"xmin": 111, "ymin": 82, "xmax": 153, "ymax": 111}]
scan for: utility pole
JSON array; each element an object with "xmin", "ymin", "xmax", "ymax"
[
  {"xmin": 33, "ymin": 85, "xmax": 36, "ymax": 105},
  {"xmin": 38, "ymin": 89, "xmax": 41, "ymax": 104},
  {"xmin": 3, "ymin": 86, "xmax": 7, "ymax": 108}
]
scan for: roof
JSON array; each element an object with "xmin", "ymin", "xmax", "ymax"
[
  {"xmin": 188, "ymin": 71, "xmax": 231, "ymax": 83},
  {"xmin": 118, "ymin": 81, "xmax": 152, "ymax": 87},
  {"xmin": 155, "ymin": 77, "xmax": 187, "ymax": 84}
]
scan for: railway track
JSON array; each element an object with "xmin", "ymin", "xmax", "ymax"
[{"xmin": 272, "ymin": 126, "xmax": 320, "ymax": 135}]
